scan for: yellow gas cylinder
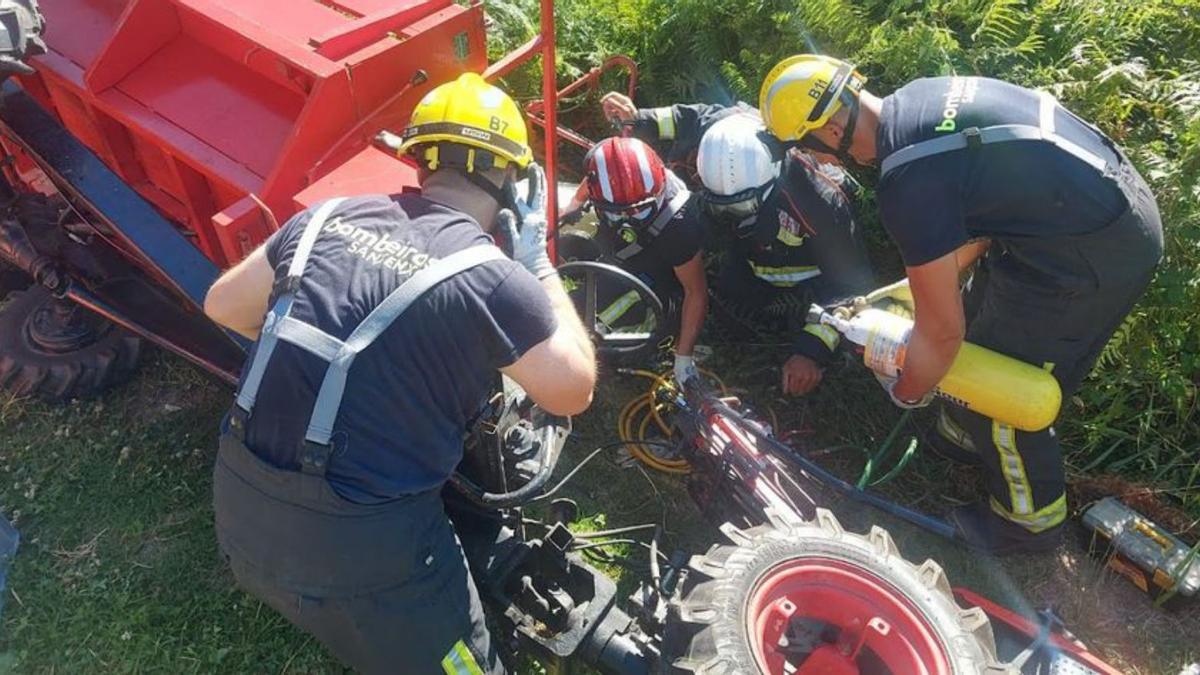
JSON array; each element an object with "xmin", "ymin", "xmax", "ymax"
[{"xmin": 833, "ymin": 308, "xmax": 1062, "ymax": 431}]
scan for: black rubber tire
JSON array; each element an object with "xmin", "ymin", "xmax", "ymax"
[
  {"xmin": 0, "ymin": 286, "xmax": 142, "ymax": 401},
  {"xmin": 556, "ymin": 228, "xmax": 603, "ymax": 263},
  {"xmin": 662, "ymin": 510, "xmax": 1013, "ymax": 674},
  {"xmin": 0, "ymin": 262, "xmax": 29, "ymax": 301}
]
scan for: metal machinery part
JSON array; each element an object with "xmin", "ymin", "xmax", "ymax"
[
  {"xmin": 450, "ymin": 379, "xmax": 659, "ymax": 673},
  {"xmin": 558, "ymin": 260, "xmax": 670, "ymax": 363},
  {"xmin": 0, "ymin": 0, "xmax": 44, "ymax": 78},
  {"xmin": 452, "ymin": 376, "xmax": 571, "ymax": 510}
]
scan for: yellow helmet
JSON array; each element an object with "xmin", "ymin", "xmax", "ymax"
[
  {"xmin": 759, "ymin": 54, "xmax": 867, "ymax": 142},
  {"xmin": 400, "ymin": 73, "xmax": 533, "ymax": 173}
]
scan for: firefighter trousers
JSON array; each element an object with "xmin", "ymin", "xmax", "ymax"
[
  {"xmin": 212, "ymin": 431, "xmax": 503, "ymax": 674},
  {"xmin": 939, "ymin": 159, "xmax": 1163, "ymax": 534}
]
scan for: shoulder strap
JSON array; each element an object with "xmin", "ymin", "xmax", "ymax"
[
  {"xmin": 302, "ymin": 245, "xmax": 506, "ymax": 450},
  {"xmin": 234, "ymin": 197, "xmax": 347, "ymax": 418},
  {"xmin": 648, "ymin": 173, "xmax": 691, "ymax": 237},
  {"xmin": 879, "ymin": 91, "xmax": 1111, "ymax": 177},
  {"xmin": 613, "ymin": 174, "xmax": 691, "ymax": 261}
]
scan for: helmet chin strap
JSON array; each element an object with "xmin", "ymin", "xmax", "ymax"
[
  {"xmin": 837, "ymin": 96, "xmax": 859, "ymax": 160},
  {"xmin": 796, "ymin": 94, "xmax": 864, "ymax": 168},
  {"xmin": 463, "ymin": 170, "xmax": 508, "ymax": 207}
]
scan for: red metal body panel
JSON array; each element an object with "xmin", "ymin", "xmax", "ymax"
[{"xmin": 7, "ymin": 0, "xmax": 491, "ymax": 267}]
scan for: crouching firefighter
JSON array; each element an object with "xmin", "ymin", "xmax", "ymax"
[
  {"xmin": 600, "ymin": 92, "xmax": 875, "ymax": 396},
  {"xmin": 567, "ymin": 136, "xmax": 707, "ymax": 385},
  {"xmin": 759, "ymin": 55, "xmax": 1164, "ymax": 553},
  {"xmin": 202, "ymin": 73, "xmax": 596, "ymax": 673}
]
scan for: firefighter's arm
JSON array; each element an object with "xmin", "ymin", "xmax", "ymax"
[
  {"xmin": 204, "ymin": 245, "xmax": 274, "ymax": 340},
  {"xmin": 957, "ymin": 238, "xmax": 991, "ymax": 272},
  {"xmin": 502, "ymin": 276, "xmax": 597, "ymax": 417},
  {"xmin": 599, "ymin": 92, "xmax": 725, "ymax": 155},
  {"xmin": 672, "ymin": 253, "xmax": 708, "ymax": 357},
  {"xmin": 891, "ymin": 252, "xmax": 965, "ymax": 402}
]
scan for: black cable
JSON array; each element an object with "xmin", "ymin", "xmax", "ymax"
[
  {"xmin": 572, "ymin": 538, "xmax": 671, "ymax": 563},
  {"xmin": 531, "ymin": 439, "xmax": 677, "ymax": 503},
  {"xmin": 572, "ymin": 523, "xmax": 659, "ymax": 539},
  {"xmin": 570, "ymin": 538, "xmax": 642, "ymax": 554}
]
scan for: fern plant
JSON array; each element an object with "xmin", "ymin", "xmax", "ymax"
[{"xmin": 484, "ymin": 0, "xmax": 1200, "ymax": 506}]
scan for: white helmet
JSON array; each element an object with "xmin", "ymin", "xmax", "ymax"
[{"xmin": 696, "ymin": 113, "xmax": 781, "ymax": 229}]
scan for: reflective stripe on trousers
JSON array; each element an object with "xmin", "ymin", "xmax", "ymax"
[{"xmin": 749, "ymin": 262, "xmax": 821, "ymax": 287}]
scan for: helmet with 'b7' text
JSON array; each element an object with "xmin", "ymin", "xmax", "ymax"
[
  {"xmin": 400, "ymin": 73, "xmax": 533, "ymax": 173},
  {"xmin": 759, "ymin": 54, "xmax": 866, "ymax": 143}
]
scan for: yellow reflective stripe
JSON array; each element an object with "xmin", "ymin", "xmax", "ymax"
[
  {"xmin": 441, "ymin": 640, "xmax": 484, "ymax": 675},
  {"xmin": 776, "ymin": 228, "xmax": 807, "ymax": 247},
  {"xmin": 652, "ymin": 107, "xmax": 676, "ymax": 139},
  {"xmin": 749, "ymin": 263, "xmax": 821, "ymax": 287},
  {"xmin": 990, "ymin": 494, "xmax": 1067, "ymax": 533},
  {"xmin": 802, "ymin": 323, "xmax": 839, "ymax": 351},
  {"xmin": 936, "ymin": 407, "xmax": 976, "ymax": 452},
  {"xmin": 991, "ymin": 421, "xmax": 1033, "ymax": 515},
  {"xmin": 597, "ymin": 290, "xmax": 641, "ymax": 325}
]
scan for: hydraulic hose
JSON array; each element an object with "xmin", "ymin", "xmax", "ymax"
[{"xmin": 616, "ymin": 367, "xmax": 727, "ymax": 474}]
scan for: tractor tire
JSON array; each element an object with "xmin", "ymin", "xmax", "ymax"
[
  {"xmin": 0, "ymin": 262, "xmax": 29, "ymax": 300},
  {"xmin": 0, "ymin": 286, "xmax": 141, "ymax": 401},
  {"xmin": 663, "ymin": 510, "xmax": 1013, "ymax": 675}
]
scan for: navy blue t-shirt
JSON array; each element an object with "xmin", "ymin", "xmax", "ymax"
[
  {"xmin": 238, "ymin": 194, "xmax": 557, "ymax": 503},
  {"xmin": 877, "ymin": 76, "xmax": 1127, "ymax": 266},
  {"xmin": 596, "ymin": 181, "xmax": 704, "ymax": 296}
]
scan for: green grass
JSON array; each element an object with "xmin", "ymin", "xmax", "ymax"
[
  {"xmin": 0, "ymin": 355, "xmax": 336, "ymax": 673},
  {"xmin": 1, "ymin": 347, "xmax": 1197, "ymax": 674}
]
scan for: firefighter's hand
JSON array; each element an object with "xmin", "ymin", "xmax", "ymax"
[
  {"xmin": 782, "ymin": 355, "xmax": 823, "ymax": 396},
  {"xmin": 674, "ymin": 354, "xmax": 698, "ymax": 386},
  {"xmin": 875, "ymin": 373, "xmax": 934, "ymax": 409},
  {"xmin": 500, "ymin": 165, "xmax": 554, "ymax": 280},
  {"xmin": 601, "ymin": 92, "xmax": 637, "ymax": 122}
]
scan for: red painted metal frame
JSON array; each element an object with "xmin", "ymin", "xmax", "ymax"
[
  {"xmin": 524, "ymin": 55, "xmax": 638, "ymax": 153},
  {"xmin": 952, "ymin": 589, "xmax": 1125, "ymax": 675},
  {"xmin": 482, "ymin": 0, "xmax": 559, "ymax": 260},
  {"xmin": 749, "ymin": 558, "xmax": 950, "ymax": 674},
  {"xmin": 7, "ymin": 0, "xmax": 571, "ymax": 267}
]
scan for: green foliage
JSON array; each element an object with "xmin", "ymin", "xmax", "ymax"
[{"xmin": 487, "ymin": 0, "xmax": 1200, "ymax": 506}]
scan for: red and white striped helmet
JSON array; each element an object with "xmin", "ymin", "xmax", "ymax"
[{"xmin": 584, "ymin": 137, "xmax": 668, "ymax": 227}]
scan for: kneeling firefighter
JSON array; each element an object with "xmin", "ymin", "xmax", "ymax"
[
  {"xmin": 569, "ymin": 136, "xmax": 708, "ymax": 385},
  {"xmin": 759, "ymin": 55, "xmax": 1163, "ymax": 553},
  {"xmin": 203, "ymin": 74, "xmax": 596, "ymax": 672},
  {"xmin": 600, "ymin": 93, "xmax": 875, "ymax": 396}
]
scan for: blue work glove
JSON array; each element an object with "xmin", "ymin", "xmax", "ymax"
[{"xmin": 499, "ymin": 164, "xmax": 556, "ymax": 280}]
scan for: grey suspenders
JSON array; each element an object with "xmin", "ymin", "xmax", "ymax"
[
  {"xmin": 228, "ymin": 198, "xmax": 506, "ymax": 475},
  {"xmin": 880, "ymin": 91, "xmax": 1115, "ymax": 178},
  {"xmin": 614, "ymin": 173, "xmax": 692, "ymax": 261}
]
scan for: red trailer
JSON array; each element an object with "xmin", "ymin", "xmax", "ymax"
[{"xmin": 0, "ymin": 0, "xmax": 565, "ymax": 395}]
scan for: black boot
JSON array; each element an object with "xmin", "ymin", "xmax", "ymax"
[{"xmin": 948, "ymin": 502, "xmax": 1063, "ymax": 555}]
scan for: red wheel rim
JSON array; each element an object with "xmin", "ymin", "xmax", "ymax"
[{"xmin": 747, "ymin": 557, "xmax": 952, "ymax": 675}]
